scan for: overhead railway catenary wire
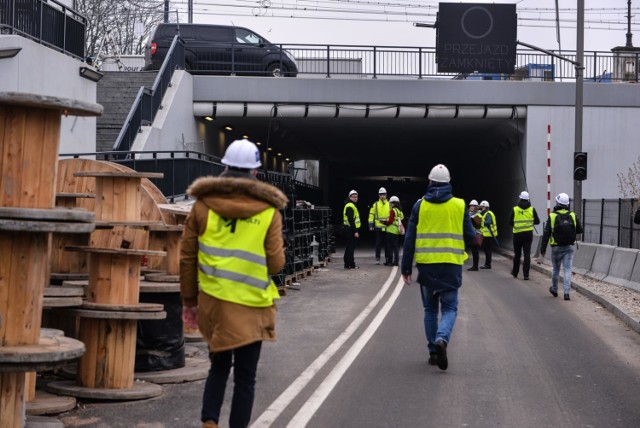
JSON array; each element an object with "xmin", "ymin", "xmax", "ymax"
[{"xmin": 165, "ymin": 1, "xmax": 640, "ymax": 27}]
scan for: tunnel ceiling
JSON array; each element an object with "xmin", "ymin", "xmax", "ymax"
[{"xmin": 208, "ymin": 115, "xmax": 524, "ymax": 178}]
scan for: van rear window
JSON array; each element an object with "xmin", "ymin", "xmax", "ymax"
[
  {"xmin": 158, "ymin": 25, "xmax": 195, "ymax": 40},
  {"xmin": 198, "ymin": 27, "xmax": 232, "ymax": 42}
]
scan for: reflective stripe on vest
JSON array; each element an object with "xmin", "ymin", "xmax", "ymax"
[
  {"xmin": 481, "ymin": 210, "xmax": 498, "ymax": 237},
  {"xmin": 369, "ymin": 200, "xmax": 390, "ymax": 229},
  {"xmin": 198, "ymin": 207, "xmax": 280, "ymax": 307},
  {"xmin": 343, "ymin": 202, "xmax": 361, "ymax": 228},
  {"xmin": 513, "ymin": 206, "xmax": 534, "ymax": 233},
  {"xmin": 415, "ymin": 198, "xmax": 468, "ymax": 265},
  {"xmin": 386, "ymin": 207, "xmax": 404, "ymax": 235},
  {"xmin": 549, "ymin": 210, "xmax": 576, "ymax": 245}
]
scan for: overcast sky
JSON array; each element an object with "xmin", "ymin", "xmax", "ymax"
[{"xmin": 168, "ymin": 0, "xmax": 639, "ymax": 53}]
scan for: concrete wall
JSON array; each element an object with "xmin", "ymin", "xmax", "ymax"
[
  {"xmin": 133, "ymin": 71, "xmax": 200, "ymax": 153},
  {"xmin": 0, "ymin": 35, "xmax": 98, "ymax": 154}
]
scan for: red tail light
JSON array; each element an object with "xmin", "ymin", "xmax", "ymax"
[{"xmin": 150, "ymin": 42, "xmax": 157, "ymax": 56}]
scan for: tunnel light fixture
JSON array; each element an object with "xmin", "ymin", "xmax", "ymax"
[
  {"xmin": 256, "ymin": 142, "xmax": 261, "ymax": 146},
  {"xmin": 0, "ymin": 47, "xmax": 22, "ymax": 59},
  {"xmin": 224, "ymin": 126, "xmax": 233, "ymax": 131},
  {"xmin": 267, "ymin": 147, "xmax": 273, "ymax": 151},
  {"xmin": 285, "ymin": 158, "xmax": 290, "ymax": 162},
  {"xmin": 242, "ymin": 134, "xmax": 249, "ymax": 139},
  {"xmin": 79, "ymin": 66, "xmax": 104, "ymax": 82},
  {"xmin": 204, "ymin": 116, "xmax": 214, "ymax": 121},
  {"xmin": 277, "ymin": 152, "xmax": 282, "ymax": 156}
]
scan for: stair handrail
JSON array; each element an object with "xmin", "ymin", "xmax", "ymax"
[{"xmin": 112, "ymin": 35, "xmax": 185, "ymax": 152}]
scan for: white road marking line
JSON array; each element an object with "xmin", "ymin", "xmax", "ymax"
[
  {"xmin": 286, "ymin": 276, "xmax": 405, "ymax": 427},
  {"xmin": 251, "ymin": 267, "xmax": 399, "ymax": 427}
]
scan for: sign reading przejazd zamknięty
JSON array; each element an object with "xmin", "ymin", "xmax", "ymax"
[{"xmin": 436, "ymin": 3, "xmax": 517, "ymax": 74}]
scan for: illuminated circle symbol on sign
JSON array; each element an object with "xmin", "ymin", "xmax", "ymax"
[{"xmin": 461, "ymin": 6, "xmax": 494, "ymax": 40}]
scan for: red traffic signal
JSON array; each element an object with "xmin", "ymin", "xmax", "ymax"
[{"xmin": 574, "ymin": 152, "xmax": 588, "ymax": 181}]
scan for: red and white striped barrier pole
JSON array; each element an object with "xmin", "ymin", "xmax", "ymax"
[{"xmin": 547, "ymin": 124, "xmax": 552, "ymax": 218}]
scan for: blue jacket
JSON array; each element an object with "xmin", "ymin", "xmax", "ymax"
[{"xmin": 401, "ymin": 182, "xmax": 477, "ymax": 291}]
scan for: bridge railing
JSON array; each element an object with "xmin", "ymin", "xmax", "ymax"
[
  {"xmin": 187, "ymin": 42, "xmax": 636, "ymax": 82},
  {"xmin": 0, "ymin": 0, "xmax": 86, "ymax": 59}
]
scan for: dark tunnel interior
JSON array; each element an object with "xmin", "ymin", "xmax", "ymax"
[{"xmin": 204, "ymin": 115, "xmax": 529, "ymax": 243}]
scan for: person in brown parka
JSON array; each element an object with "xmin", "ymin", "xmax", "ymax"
[{"xmin": 180, "ymin": 139, "xmax": 287, "ymax": 428}]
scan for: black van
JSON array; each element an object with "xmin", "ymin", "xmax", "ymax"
[{"xmin": 144, "ymin": 23, "xmax": 298, "ymax": 77}]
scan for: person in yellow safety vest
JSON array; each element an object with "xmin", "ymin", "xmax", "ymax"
[
  {"xmin": 478, "ymin": 200, "xmax": 498, "ymax": 269},
  {"xmin": 508, "ymin": 191, "xmax": 540, "ymax": 280},
  {"xmin": 343, "ymin": 189, "xmax": 361, "ymax": 269},
  {"xmin": 540, "ymin": 192, "xmax": 584, "ymax": 301},
  {"xmin": 180, "ymin": 139, "xmax": 288, "ymax": 428},
  {"xmin": 368, "ymin": 187, "xmax": 391, "ymax": 265},
  {"xmin": 384, "ymin": 195, "xmax": 404, "ymax": 266},
  {"xmin": 401, "ymin": 164, "xmax": 477, "ymax": 371},
  {"xmin": 466, "ymin": 199, "xmax": 482, "ymax": 271}
]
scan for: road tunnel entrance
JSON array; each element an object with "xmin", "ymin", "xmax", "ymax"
[{"xmin": 201, "ymin": 107, "xmax": 528, "ymax": 241}]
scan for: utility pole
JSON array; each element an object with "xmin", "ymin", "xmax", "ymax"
[
  {"xmin": 573, "ymin": 0, "xmax": 584, "ymax": 221},
  {"xmin": 189, "ymin": 0, "xmax": 193, "ymax": 23},
  {"xmin": 164, "ymin": 0, "xmax": 169, "ymax": 23}
]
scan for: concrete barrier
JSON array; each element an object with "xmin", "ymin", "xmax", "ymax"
[
  {"xmin": 627, "ymin": 253, "xmax": 640, "ymax": 293},
  {"xmin": 602, "ymin": 247, "xmax": 639, "ymax": 288},
  {"xmin": 588, "ymin": 244, "xmax": 616, "ymax": 281},
  {"xmin": 573, "ymin": 242, "xmax": 598, "ymax": 275}
]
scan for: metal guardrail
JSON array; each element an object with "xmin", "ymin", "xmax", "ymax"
[
  {"xmin": 182, "ymin": 43, "xmax": 638, "ymax": 82},
  {"xmin": 59, "ymin": 150, "xmax": 321, "ymax": 204},
  {"xmin": 112, "ymin": 36, "xmax": 185, "ymax": 152},
  {"xmin": 579, "ymin": 198, "xmax": 640, "ymax": 249},
  {"xmin": 0, "ymin": 0, "xmax": 85, "ymax": 59}
]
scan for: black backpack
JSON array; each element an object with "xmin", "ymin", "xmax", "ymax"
[{"xmin": 552, "ymin": 212, "xmax": 576, "ymax": 245}]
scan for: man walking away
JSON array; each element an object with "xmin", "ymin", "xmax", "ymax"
[
  {"xmin": 478, "ymin": 200, "xmax": 498, "ymax": 269},
  {"xmin": 385, "ymin": 195, "xmax": 404, "ymax": 266},
  {"xmin": 180, "ymin": 139, "xmax": 287, "ymax": 428},
  {"xmin": 401, "ymin": 164, "xmax": 476, "ymax": 371},
  {"xmin": 509, "ymin": 191, "xmax": 540, "ymax": 280},
  {"xmin": 540, "ymin": 192, "xmax": 583, "ymax": 301},
  {"xmin": 369, "ymin": 187, "xmax": 391, "ymax": 265},
  {"xmin": 343, "ymin": 190, "xmax": 361, "ymax": 269}
]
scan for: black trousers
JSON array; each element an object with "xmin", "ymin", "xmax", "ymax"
[
  {"xmin": 374, "ymin": 228, "xmax": 389, "ymax": 262},
  {"xmin": 386, "ymin": 233, "xmax": 400, "ymax": 265},
  {"xmin": 481, "ymin": 236, "xmax": 493, "ymax": 267},
  {"xmin": 343, "ymin": 230, "xmax": 358, "ymax": 268},
  {"xmin": 470, "ymin": 245, "xmax": 479, "ymax": 268},
  {"xmin": 512, "ymin": 231, "xmax": 533, "ymax": 277}
]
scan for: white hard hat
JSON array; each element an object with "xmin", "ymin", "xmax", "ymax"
[
  {"xmin": 428, "ymin": 164, "xmax": 451, "ymax": 183},
  {"xmin": 480, "ymin": 200, "xmax": 490, "ymax": 208},
  {"xmin": 378, "ymin": 187, "xmax": 387, "ymax": 194},
  {"xmin": 389, "ymin": 196, "xmax": 400, "ymax": 203},
  {"xmin": 469, "ymin": 199, "xmax": 478, "ymax": 206},
  {"xmin": 519, "ymin": 191, "xmax": 530, "ymax": 200},
  {"xmin": 221, "ymin": 139, "xmax": 262, "ymax": 169},
  {"xmin": 349, "ymin": 190, "xmax": 358, "ymax": 197},
  {"xmin": 555, "ymin": 192, "xmax": 570, "ymax": 205}
]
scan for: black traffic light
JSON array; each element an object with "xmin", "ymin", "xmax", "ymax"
[{"xmin": 574, "ymin": 152, "xmax": 588, "ymax": 181}]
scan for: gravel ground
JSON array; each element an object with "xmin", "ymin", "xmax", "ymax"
[{"xmin": 571, "ymin": 272, "xmax": 640, "ymax": 318}]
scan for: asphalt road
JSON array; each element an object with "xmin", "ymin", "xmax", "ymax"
[{"xmin": 56, "ymin": 251, "xmax": 640, "ymax": 428}]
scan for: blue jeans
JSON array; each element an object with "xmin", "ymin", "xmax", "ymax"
[
  {"xmin": 419, "ymin": 286, "xmax": 459, "ymax": 353},
  {"xmin": 201, "ymin": 341, "xmax": 262, "ymax": 428},
  {"xmin": 551, "ymin": 245, "xmax": 575, "ymax": 295}
]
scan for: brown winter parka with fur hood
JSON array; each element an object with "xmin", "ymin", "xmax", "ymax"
[{"xmin": 180, "ymin": 174, "xmax": 288, "ymax": 352}]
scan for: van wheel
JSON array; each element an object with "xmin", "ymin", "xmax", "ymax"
[{"xmin": 267, "ymin": 63, "xmax": 287, "ymax": 77}]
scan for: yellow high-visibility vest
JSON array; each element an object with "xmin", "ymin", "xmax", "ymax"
[
  {"xmin": 481, "ymin": 210, "xmax": 498, "ymax": 237},
  {"xmin": 386, "ymin": 207, "xmax": 404, "ymax": 235},
  {"xmin": 549, "ymin": 210, "xmax": 577, "ymax": 245},
  {"xmin": 415, "ymin": 198, "xmax": 468, "ymax": 265},
  {"xmin": 198, "ymin": 207, "xmax": 280, "ymax": 307},
  {"xmin": 368, "ymin": 200, "xmax": 390, "ymax": 229},
  {"xmin": 513, "ymin": 206, "xmax": 534, "ymax": 233},
  {"xmin": 343, "ymin": 202, "xmax": 361, "ymax": 228}
]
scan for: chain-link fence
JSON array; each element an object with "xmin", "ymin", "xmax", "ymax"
[{"xmin": 580, "ymin": 199, "xmax": 640, "ymax": 249}]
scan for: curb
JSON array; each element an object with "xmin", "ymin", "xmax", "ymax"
[{"xmin": 501, "ymin": 250, "xmax": 640, "ymax": 335}]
